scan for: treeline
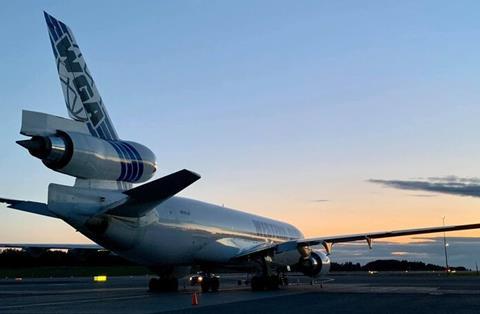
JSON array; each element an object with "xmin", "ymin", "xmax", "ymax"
[
  {"xmin": 0, "ymin": 249, "xmax": 134, "ymax": 267},
  {"xmin": 331, "ymin": 260, "xmax": 467, "ymax": 272},
  {"xmin": 0, "ymin": 250, "xmax": 468, "ymax": 272}
]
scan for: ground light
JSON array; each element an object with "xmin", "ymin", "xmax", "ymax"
[{"xmin": 93, "ymin": 275, "xmax": 108, "ymax": 282}]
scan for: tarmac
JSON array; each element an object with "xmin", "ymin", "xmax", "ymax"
[{"xmin": 0, "ymin": 272, "xmax": 479, "ymax": 313}]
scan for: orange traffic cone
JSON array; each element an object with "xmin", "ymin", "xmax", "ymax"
[{"xmin": 192, "ymin": 292, "xmax": 199, "ymax": 305}]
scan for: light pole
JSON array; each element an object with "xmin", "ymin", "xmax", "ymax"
[{"xmin": 443, "ymin": 216, "xmax": 449, "ymax": 273}]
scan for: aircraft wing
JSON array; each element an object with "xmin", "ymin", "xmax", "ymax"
[
  {"xmin": 0, "ymin": 243, "xmax": 103, "ymax": 250},
  {"xmin": 235, "ymin": 222, "xmax": 480, "ymax": 258}
]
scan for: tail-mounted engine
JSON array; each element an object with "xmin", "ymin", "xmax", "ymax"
[{"xmin": 18, "ymin": 131, "xmax": 156, "ymax": 183}]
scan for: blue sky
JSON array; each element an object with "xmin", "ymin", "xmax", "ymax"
[{"xmin": 2, "ymin": 1, "xmax": 480, "ymax": 267}]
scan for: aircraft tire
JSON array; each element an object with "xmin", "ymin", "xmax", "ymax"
[
  {"xmin": 266, "ymin": 275, "xmax": 280, "ymax": 290},
  {"xmin": 251, "ymin": 276, "xmax": 265, "ymax": 291},
  {"xmin": 167, "ymin": 277, "xmax": 179, "ymax": 292},
  {"xmin": 211, "ymin": 277, "xmax": 220, "ymax": 292},
  {"xmin": 201, "ymin": 279, "xmax": 211, "ymax": 293},
  {"xmin": 251, "ymin": 275, "xmax": 280, "ymax": 291},
  {"xmin": 149, "ymin": 278, "xmax": 160, "ymax": 291}
]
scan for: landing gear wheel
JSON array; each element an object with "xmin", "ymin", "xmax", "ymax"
[
  {"xmin": 251, "ymin": 275, "xmax": 280, "ymax": 291},
  {"xmin": 167, "ymin": 277, "xmax": 179, "ymax": 292},
  {"xmin": 211, "ymin": 277, "xmax": 220, "ymax": 292},
  {"xmin": 149, "ymin": 278, "xmax": 160, "ymax": 291},
  {"xmin": 266, "ymin": 275, "xmax": 280, "ymax": 290},
  {"xmin": 281, "ymin": 275, "xmax": 288, "ymax": 286},
  {"xmin": 201, "ymin": 279, "xmax": 211, "ymax": 293},
  {"xmin": 251, "ymin": 276, "xmax": 265, "ymax": 291}
]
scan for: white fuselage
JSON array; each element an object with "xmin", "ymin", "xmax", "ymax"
[{"xmin": 75, "ymin": 197, "xmax": 304, "ymax": 269}]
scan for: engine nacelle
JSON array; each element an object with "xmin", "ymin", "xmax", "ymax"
[
  {"xmin": 295, "ymin": 249, "xmax": 331, "ymax": 277},
  {"xmin": 18, "ymin": 131, "xmax": 156, "ymax": 183}
]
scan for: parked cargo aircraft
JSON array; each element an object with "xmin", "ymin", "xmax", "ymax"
[{"xmin": 2, "ymin": 12, "xmax": 480, "ymax": 292}]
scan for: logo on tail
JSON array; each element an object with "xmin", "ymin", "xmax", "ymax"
[{"xmin": 44, "ymin": 11, "xmax": 118, "ymax": 140}]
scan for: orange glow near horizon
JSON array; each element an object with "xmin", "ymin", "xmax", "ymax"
[
  {"xmin": 223, "ymin": 181, "xmax": 480, "ymax": 243},
  {"xmin": 2, "ymin": 180, "xmax": 480, "ymax": 244}
]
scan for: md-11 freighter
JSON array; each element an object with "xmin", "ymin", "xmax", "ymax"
[{"xmin": 2, "ymin": 12, "xmax": 480, "ymax": 292}]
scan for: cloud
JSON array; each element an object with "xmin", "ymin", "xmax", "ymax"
[
  {"xmin": 310, "ymin": 199, "xmax": 330, "ymax": 203},
  {"xmin": 368, "ymin": 176, "xmax": 480, "ymax": 197}
]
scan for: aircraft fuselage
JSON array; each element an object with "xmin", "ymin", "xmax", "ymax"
[{"xmin": 76, "ymin": 196, "xmax": 304, "ymax": 271}]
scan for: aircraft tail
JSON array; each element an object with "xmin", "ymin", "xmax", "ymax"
[{"xmin": 43, "ymin": 11, "xmax": 119, "ymax": 140}]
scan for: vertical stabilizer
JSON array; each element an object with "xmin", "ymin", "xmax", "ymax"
[{"xmin": 44, "ymin": 12, "xmax": 119, "ymax": 140}]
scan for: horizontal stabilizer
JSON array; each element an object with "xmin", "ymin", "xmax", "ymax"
[
  {"xmin": 0, "ymin": 198, "xmax": 57, "ymax": 218},
  {"xmin": 125, "ymin": 169, "xmax": 200, "ymax": 202},
  {"xmin": 107, "ymin": 169, "xmax": 200, "ymax": 217}
]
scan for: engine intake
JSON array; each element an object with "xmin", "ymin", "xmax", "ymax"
[{"xmin": 296, "ymin": 250, "xmax": 331, "ymax": 277}]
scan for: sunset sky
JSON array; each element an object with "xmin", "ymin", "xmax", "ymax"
[{"xmin": 2, "ymin": 1, "xmax": 480, "ymax": 267}]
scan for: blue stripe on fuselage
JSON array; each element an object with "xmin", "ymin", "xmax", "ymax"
[
  {"xmin": 117, "ymin": 143, "xmax": 133, "ymax": 182},
  {"xmin": 119, "ymin": 142, "xmax": 138, "ymax": 182},
  {"xmin": 124, "ymin": 142, "xmax": 144, "ymax": 181},
  {"xmin": 109, "ymin": 142, "xmax": 126, "ymax": 181},
  {"xmin": 108, "ymin": 140, "xmax": 144, "ymax": 183}
]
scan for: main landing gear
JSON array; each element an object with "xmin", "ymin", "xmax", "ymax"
[
  {"xmin": 251, "ymin": 274, "xmax": 283, "ymax": 291},
  {"xmin": 250, "ymin": 256, "xmax": 287, "ymax": 291},
  {"xmin": 149, "ymin": 277, "xmax": 178, "ymax": 292}
]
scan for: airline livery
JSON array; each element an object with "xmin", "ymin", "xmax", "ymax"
[{"xmin": 2, "ymin": 12, "xmax": 480, "ymax": 292}]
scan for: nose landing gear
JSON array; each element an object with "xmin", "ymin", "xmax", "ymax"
[{"xmin": 200, "ymin": 275, "xmax": 220, "ymax": 293}]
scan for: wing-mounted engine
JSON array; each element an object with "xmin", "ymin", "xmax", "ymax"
[
  {"xmin": 272, "ymin": 246, "xmax": 331, "ymax": 277},
  {"xmin": 18, "ymin": 111, "xmax": 157, "ymax": 183},
  {"xmin": 294, "ymin": 249, "xmax": 331, "ymax": 277}
]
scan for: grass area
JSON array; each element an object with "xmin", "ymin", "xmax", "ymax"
[{"xmin": 0, "ymin": 266, "xmax": 154, "ymax": 278}]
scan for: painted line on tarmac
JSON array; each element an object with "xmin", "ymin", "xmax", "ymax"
[
  {"xmin": 0, "ymin": 286, "xmax": 146, "ymax": 295},
  {"xmin": 0, "ymin": 294, "xmax": 152, "ymax": 310}
]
